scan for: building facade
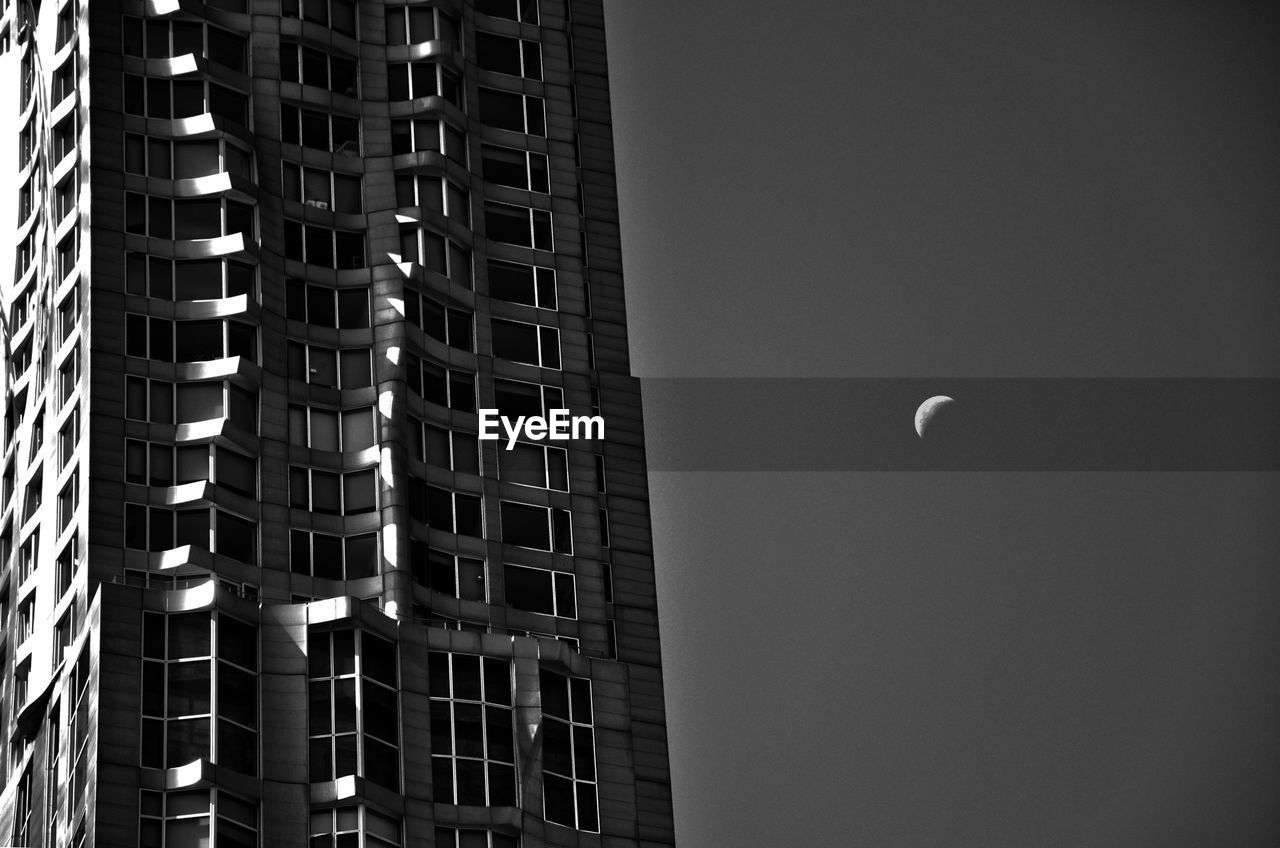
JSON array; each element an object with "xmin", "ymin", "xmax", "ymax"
[{"xmin": 0, "ymin": 0, "xmax": 674, "ymax": 845}]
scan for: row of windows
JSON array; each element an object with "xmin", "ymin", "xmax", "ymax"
[
  {"xmin": 122, "ymin": 17, "xmax": 247, "ymax": 73},
  {"xmin": 123, "ymin": 75, "xmax": 249, "ymax": 125},
  {"xmin": 124, "ymin": 193, "xmax": 255, "ymax": 241},
  {"xmin": 281, "ymin": 43, "xmax": 359, "ymax": 96},
  {"xmin": 404, "ymin": 288, "xmax": 473, "ymax": 350},
  {"xmin": 124, "ymin": 504, "xmax": 257, "ymax": 564},
  {"xmin": 394, "ymin": 173, "xmax": 469, "ymax": 222},
  {"xmin": 283, "ymin": 163, "xmax": 362, "ymax": 213},
  {"xmin": 289, "ymin": 405, "xmax": 376, "ymax": 452},
  {"xmin": 283, "ymin": 220, "xmax": 366, "ymax": 269},
  {"xmin": 126, "ymin": 315, "xmax": 257, "ymax": 363},
  {"xmin": 291, "ymin": 529, "xmax": 378, "ymax": 580},
  {"xmin": 125, "ymin": 134, "xmax": 253, "ymax": 181},
  {"xmin": 398, "ymin": 227, "xmax": 471, "ymax": 287},
  {"xmin": 286, "ymin": 342, "xmax": 373, "ymax": 389},
  {"xmin": 125, "ymin": 441, "xmax": 256, "ymax": 497},
  {"xmin": 125, "ymin": 378, "xmax": 257, "ymax": 431},
  {"xmin": 139, "ymin": 789, "xmax": 257, "ymax": 848},
  {"xmin": 286, "ymin": 280, "xmax": 369, "ymax": 327},
  {"xmin": 126, "ymin": 254, "xmax": 256, "ymax": 302},
  {"xmin": 385, "ymin": 6, "xmax": 460, "ymax": 47},
  {"xmin": 388, "ymin": 61, "xmax": 462, "ymax": 107},
  {"xmin": 289, "ymin": 466, "xmax": 377, "ymax": 515}
]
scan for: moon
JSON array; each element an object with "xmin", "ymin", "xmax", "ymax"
[{"xmin": 914, "ymin": 396, "xmax": 954, "ymax": 438}]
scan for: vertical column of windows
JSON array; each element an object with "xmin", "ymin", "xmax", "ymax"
[
  {"xmin": 428, "ymin": 653, "xmax": 516, "ymax": 806},
  {"xmin": 539, "ymin": 670, "xmax": 598, "ymax": 832},
  {"xmin": 139, "ymin": 788, "xmax": 258, "ymax": 848},
  {"xmin": 307, "ymin": 629, "xmax": 400, "ymax": 790}
]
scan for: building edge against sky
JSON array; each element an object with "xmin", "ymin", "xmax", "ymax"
[{"xmin": 0, "ymin": 0, "xmax": 675, "ymax": 845}]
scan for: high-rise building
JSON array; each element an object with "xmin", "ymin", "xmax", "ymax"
[{"xmin": 0, "ymin": 0, "xmax": 674, "ymax": 845}]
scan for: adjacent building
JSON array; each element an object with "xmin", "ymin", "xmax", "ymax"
[{"xmin": 0, "ymin": 0, "xmax": 674, "ymax": 845}]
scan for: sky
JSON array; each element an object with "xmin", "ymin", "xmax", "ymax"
[{"xmin": 602, "ymin": 1, "xmax": 1280, "ymax": 846}]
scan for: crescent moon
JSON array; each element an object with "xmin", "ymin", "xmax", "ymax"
[{"xmin": 914, "ymin": 396, "xmax": 954, "ymax": 438}]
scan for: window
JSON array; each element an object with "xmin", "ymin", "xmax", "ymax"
[
  {"xmin": 598, "ymin": 508, "xmax": 610, "ymax": 549},
  {"xmin": 484, "ymin": 202, "xmax": 552, "ymax": 251},
  {"xmin": 384, "ymin": 6, "xmax": 435, "ymax": 45},
  {"xmin": 140, "ymin": 612, "xmax": 259, "ymax": 774},
  {"xmin": 58, "ymin": 283, "xmax": 81, "ymax": 342},
  {"xmin": 57, "ymin": 535, "xmax": 78, "ymax": 597},
  {"xmin": 390, "ymin": 118, "xmax": 466, "ymax": 163},
  {"xmin": 416, "ymin": 421, "xmax": 480, "ymax": 474},
  {"xmin": 308, "ymin": 629, "xmax": 400, "ymax": 789},
  {"xmin": 475, "ymin": 0, "xmax": 538, "ymax": 24},
  {"xmin": 281, "ymin": 44, "xmax": 359, "ymax": 96},
  {"xmin": 407, "ymin": 483, "xmax": 483, "ymax": 537},
  {"xmin": 125, "ymin": 193, "xmax": 255, "ymax": 240},
  {"xmin": 286, "ymin": 281, "xmax": 369, "ymax": 327},
  {"xmin": 594, "ymin": 455, "xmax": 606, "ymax": 493},
  {"xmin": 540, "ymin": 670, "xmax": 598, "ymax": 831},
  {"xmin": 58, "ymin": 472, "xmax": 78, "ymax": 532},
  {"xmin": 281, "ymin": 104, "xmax": 361, "ymax": 156},
  {"xmin": 56, "ymin": 4, "xmax": 77, "ymax": 49},
  {"xmin": 287, "ymin": 342, "xmax": 372, "ymax": 389},
  {"xmin": 504, "ymin": 564, "xmax": 575, "ymax": 618},
  {"xmin": 411, "ymin": 544, "xmax": 485, "ymax": 601},
  {"xmin": 428, "ymin": 653, "xmax": 516, "ymax": 806},
  {"xmin": 124, "ymin": 506, "xmax": 257, "ymax": 563},
  {"xmin": 127, "ymin": 379, "xmax": 255, "ymax": 430},
  {"xmin": 282, "ymin": 165, "xmax": 363, "ymax": 213},
  {"xmin": 311, "ymin": 806, "xmax": 401, "ymax": 848},
  {"xmin": 481, "ymin": 145, "xmax": 549, "ymax": 193},
  {"xmin": 53, "ymin": 112, "xmax": 78, "ymax": 163},
  {"xmin": 139, "ymin": 789, "xmax": 258, "ymax": 848},
  {"xmin": 487, "ymin": 259, "xmax": 556, "ymax": 308},
  {"xmin": 475, "ymin": 33, "xmax": 541, "ymax": 80},
  {"xmin": 291, "ymin": 530, "xmax": 378, "ymax": 580},
  {"xmin": 434, "ymin": 829, "xmax": 517, "ymax": 848},
  {"xmin": 404, "ymin": 290, "xmax": 473, "ymax": 350},
  {"xmin": 498, "ymin": 442, "xmax": 567, "ymax": 490},
  {"xmin": 282, "ymin": 0, "xmax": 357, "ymax": 35},
  {"xmin": 283, "ymin": 220, "xmax": 366, "ymax": 268},
  {"xmin": 289, "ymin": 406, "xmax": 376, "ymax": 452},
  {"xmin": 405, "ymin": 359, "xmax": 475, "ymax": 412},
  {"xmin": 125, "ymin": 135, "xmax": 252, "ymax": 181},
  {"xmin": 490, "ymin": 319, "xmax": 560, "ymax": 368},
  {"xmin": 123, "ymin": 75, "xmax": 248, "ymax": 125},
  {"xmin": 500, "ymin": 501, "xmax": 572, "ymax": 553},
  {"xmin": 52, "ymin": 51, "xmax": 78, "ymax": 105},
  {"xmin": 124, "ymin": 442, "xmax": 255, "ymax": 496},
  {"xmin": 122, "ymin": 17, "xmax": 247, "ymax": 72},
  {"xmin": 127, "ymin": 315, "xmax": 257, "ymax": 363},
  {"xmin": 477, "ymin": 88, "xmax": 545, "ymax": 136},
  {"xmin": 387, "ymin": 61, "xmax": 462, "ymax": 106},
  {"xmin": 492, "ymin": 379, "xmax": 563, "ymax": 420},
  {"xmin": 127, "ymin": 255, "xmax": 255, "ymax": 301},
  {"xmin": 289, "ymin": 467, "xmax": 377, "ymax": 515},
  {"xmin": 394, "ymin": 174, "xmax": 469, "ymax": 223},
  {"xmin": 55, "ymin": 174, "xmax": 78, "ymax": 222},
  {"xmin": 398, "ymin": 227, "xmax": 472, "ymax": 287},
  {"xmin": 59, "ymin": 406, "xmax": 79, "ymax": 469}
]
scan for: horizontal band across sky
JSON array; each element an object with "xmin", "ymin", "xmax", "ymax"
[{"xmin": 639, "ymin": 379, "xmax": 1280, "ymax": 471}]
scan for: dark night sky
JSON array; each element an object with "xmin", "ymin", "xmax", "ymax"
[{"xmin": 602, "ymin": 1, "xmax": 1280, "ymax": 846}]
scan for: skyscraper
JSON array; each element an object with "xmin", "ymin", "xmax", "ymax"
[{"xmin": 0, "ymin": 0, "xmax": 674, "ymax": 845}]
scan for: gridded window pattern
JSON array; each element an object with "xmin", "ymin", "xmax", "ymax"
[
  {"xmin": 289, "ymin": 467, "xmax": 378, "ymax": 515},
  {"xmin": 125, "ymin": 441, "xmax": 256, "ymax": 497},
  {"xmin": 475, "ymin": 33, "xmax": 542, "ymax": 80},
  {"xmin": 126, "ymin": 254, "xmax": 256, "ymax": 301},
  {"xmin": 282, "ymin": 165, "xmax": 362, "ymax": 213},
  {"xmin": 477, "ymin": 88, "xmax": 545, "ymax": 136},
  {"xmin": 493, "ymin": 379, "xmax": 563, "ymax": 420},
  {"xmin": 281, "ymin": 43, "xmax": 359, "ymax": 96},
  {"xmin": 124, "ymin": 377, "xmax": 258, "ymax": 431},
  {"xmin": 282, "ymin": 104, "xmax": 361, "ymax": 156},
  {"xmin": 308, "ymin": 629, "xmax": 400, "ymax": 789},
  {"xmin": 139, "ymin": 788, "xmax": 257, "ymax": 848},
  {"xmin": 411, "ymin": 543, "xmax": 486, "ymax": 601},
  {"xmin": 504, "ymin": 564, "xmax": 575, "ymax": 618},
  {"xmin": 540, "ymin": 670, "xmax": 598, "ymax": 831},
  {"xmin": 126, "ymin": 315, "xmax": 257, "ymax": 362},
  {"xmin": 475, "ymin": 0, "xmax": 538, "ymax": 24},
  {"xmin": 125, "ymin": 134, "xmax": 253, "ymax": 181},
  {"xmin": 429, "ymin": 653, "xmax": 516, "ymax": 806},
  {"xmin": 387, "ymin": 61, "xmax": 462, "ymax": 106},
  {"xmin": 414, "ymin": 420, "xmax": 480, "ymax": 474},
  {"xmin": 311, "ymin": 806, "xmax": 401, "ymax": 848},
  {"xmin": 500, "ymin": 501, "xmax": 572, "ymax": 553},
  {"xmin": 282, "ymin": 0, "xmax": 357, "ymax": 35},
  {"xmin": 288, "ymin": 405, "xmax": 376, "ymax": 451},
  {"xmin": 498, "ymin": 442, "xmax": 567, "ymax": 490},
  {"xmin": 404, "ymin": 289, "xmax": 473, "ymax": 350},
  {"xmin": 123, "ymin": 75, "xmax": 248, "ymax": 125},
  {"xmin": 484, "ymin": 202, "xmax": 552, "ymax": 251},
  {"xmin": 404, "ymin": 357, "xmax": 476, "ymax": 412},
  {"xmin": 283, "ymin": 221, "xmax": 366, "ymax": 269},
  {"xmin": 407, "ymin": 482, "xmax": 483, "ymax": 537},
  {"xmin": 398, "ymin": 227, "xmax": 472, "ymax": 288},
  {"xmin": 141, "ymin": 612, "xmax": 259, "ymax": 775},
  {"xmin": 124, "ymin": 505, "xmax": 258, "ymax": 564},
  {"xmin": 291, "ymin": 530, "xmax": 378, "ymax": 580},
  {"xmin": 125, "ymin": 194, "xmax": 256, "ymax": 241},
  {"xmin": 490, "ymin": 318, "xmax": 560, "ymax": 369},
  {"xmin": 286, "ymin": 281, "xmax": 370, "ymax": 327},
  {"xmin": 435, "ymin": 829, "xmax": 517, "ymax": 848},
  {"xmin": 481, "ymin": 145, "xmax": 549, "ymax": 194},
  {"xmin": 287, "ymin": 342, "xmax": 373, "ymax": 389},
  {"xmin": 122, "ymin": 17, "xmax": 247, "ymax": 72},
  {"xmin": 390, "ymin": 117, "xmax": 466, "ymax": 163},
  {"xmin": 394, "ymin": 174, "xmax": 469, "ymax": 223}
]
